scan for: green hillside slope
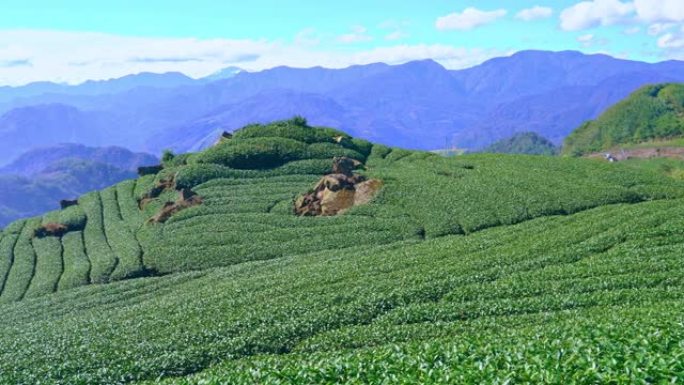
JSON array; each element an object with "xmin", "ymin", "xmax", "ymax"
[
  {"xmin": 563, "ymin": 83, "xmax": 684, "ymax": 156},
  {"xmin": 482, "ymin": 131, "xmax": 558, "ymax": 155},
  {"xmin": 1, "ymin": 118, "xmax": 684, "ymax": 384}
]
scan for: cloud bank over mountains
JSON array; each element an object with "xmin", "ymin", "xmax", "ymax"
[{"xmin": 2, "ymin": 1, "xmax": 684, "ymax": 86}]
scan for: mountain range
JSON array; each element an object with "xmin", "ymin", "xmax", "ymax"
[
  {"xmin": 1, "ymin": 50, "xmax": 684, "ymax": 165},
  {"xmin": 0, "ymin": 144, "xmax": 157, "ymax": 227}
]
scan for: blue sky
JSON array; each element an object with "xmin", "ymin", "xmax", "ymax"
[{"xmin": 0, "ymin": 0, "xmax": 683, "ymax": 85}]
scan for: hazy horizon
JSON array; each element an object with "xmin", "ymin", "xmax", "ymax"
[{"xmin": 1, "ymin": 0, "xmax": 684, "ymax": 86}]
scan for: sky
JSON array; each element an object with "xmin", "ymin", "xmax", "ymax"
[{"xmin": 1, "ymin": 0, "xmax": 684, "ymax": 86}]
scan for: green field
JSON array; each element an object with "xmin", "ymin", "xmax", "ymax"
[{"xmin": 0, "ymin": 118, "xmax": 683, "ymax": 384}]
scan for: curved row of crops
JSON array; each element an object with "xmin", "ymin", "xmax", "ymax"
[
  {"xmin": 0, "ymin": 197, "xmax": 682, "ymax": 383},
  {"xmin": 0, "ymin": 119, "xmax": 683, "ymax": 302}
]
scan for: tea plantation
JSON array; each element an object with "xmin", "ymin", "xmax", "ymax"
[{"xmin": 0, "ymin": 118, "xmax": 683, "ymax": 384}]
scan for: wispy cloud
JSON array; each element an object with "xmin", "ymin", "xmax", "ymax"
[
  {"xmin": 0, "ymin": 59, "xmax": 31, "ymax": 68},
  {"xmin": 516, "ymin": 6, "xmax": 553, "ymax": 21},
  {"xmin": 379, "ymin": 20, "xmax": 409, "ymax": 41},
  {"xmin": 647, "ymin": 23, "xmax": 675, "ymax": 36},
  {"xmin": 0, "ymin": 29, "xmax": 509, "ymax": 86},
  {"xmin": 129, "ymin": 57, "xmax": 204, "ymax": 63},
  {"xmin": 337, "ymin": 25, "xmax": 372, "ymax": 44},
  {"xmin": 658, "ymin": 27, "xmax": 684, "ymax": 50},
  {"xmin": 577, "ymin": 34, "xmax": 595, "ymax": 43},
  {"xmin": 436, "ymin": 7, "xmax": 507, "ymax": 31},
  {"xmin": 576, "ymin": 33, "xmax": 609, "ymax": 47},
  {"xmin": 294, "ymin": 28, "xmax": 321, "ymax": 47}
]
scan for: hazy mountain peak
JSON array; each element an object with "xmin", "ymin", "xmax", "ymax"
[{"xmin": 202, "ymin": 66, "xmax": 244, "ymax": 82}]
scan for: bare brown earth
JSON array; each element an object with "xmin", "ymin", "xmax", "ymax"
[
  {"xmin": 586, "ymin": 147, "xmax": 684, "ymax": 161},
  {"xmin": 148, "ymin": 188, "xmax": 203, "ymax": 224}
]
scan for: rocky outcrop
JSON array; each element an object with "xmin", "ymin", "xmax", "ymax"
[
  {"xmin": 354, "ymin": 179, "xmax": 384, "ymax": 206},
  {"xmin": 294, "ymin": 157, "xmax": 382, "ymax": 216},
  {"xmin": 148, "ymin": 188, "xmax": 202, "ymax": 224}
]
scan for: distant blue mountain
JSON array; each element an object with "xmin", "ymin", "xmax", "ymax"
[
  {"xmin": 0, "ymin": 71, "xmax": 194, "ymax": 109},
  {"xmin": 201, "ymin": 66, "xmax": 244, "ymax": 82},
  {"xmin": 0, "ymin": 144, "xmax": 158, "ymax": 227},
  {"xmin": 0, "ymin": 143, "xmax": 158, "ymax": 176},
  {"xmin": 1, "ymin": 50, "xmax": 683, "ymax": 162}
]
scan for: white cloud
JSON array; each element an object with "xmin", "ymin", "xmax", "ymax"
[
  {"xmin": 515, "ymin": 6, "xmax": 553, "ymax": 21},
  {"xmin": 294, "ymin": 28, "xmax": 321, "ymax": 46},
  {"xmin": 0, "ymin": 29, "xmax": 509, "ymax": 86},
  {"xmin": 658, "ymin": 28, "xmax": 684, "ymax": 49},
  {"xmin": 435, "ymin": 7, "xmax": 507, "ymax": 31},
  {"xmin": 337, "ymin": 25, "xmax": 372, "ymax": 44},
  {"xmin": 576, "ymin": 33, "xmax": 609, "ymax": 47},
  {"xmin": 559, "ymin": 0, "xmax": 634, "ymax": 31},
  {"xmin": 577, "ymin": 33, "xmax": 595, "ymax": 42},
  {"xmin": 384, "ymin": 31, "xmax": 407, "ymax": 41},
  {"xmin": 634, "ymin": 0, "xmax": 684, "ymax": 22},
  {"xmin": 647, "ymin": 22, "xmax": 675, "ymax": 37}
]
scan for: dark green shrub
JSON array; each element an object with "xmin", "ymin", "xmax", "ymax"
[
  {"xmin": 306, "ymin": 142, "xmax": 364, "ymax": 161},
  {"xmin": 232, "ymin": 118, "xmax": 350, "ymax": 145},
  {"xmin": 194, "ymin": 137, "xmax": 309, "ymax": 169}
]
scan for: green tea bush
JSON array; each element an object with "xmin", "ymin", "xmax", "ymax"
[
  {"xmin": 58, "ymin": 231, "xmax": 90, "ymax": 290},
  {"xmin": 0, "ymin": 220, "xmax": 23, "ymax": 297},
  {"xmin": 116, "ymin": 180, "xmax": 146, "ymax": 229},
  {"xmin": 134, "ymin": 174, "xmax": 156, "ymax": 200},
  {"xmin": 306, "ymin": 142, "xmax": 364, "ymax": 161},
  {"xmin": 175, "ymin": 160, "xmax": 330, "ymax": 189},
  {"xmin": 232, "ymin": 119, "xmax": 349, "ymax": 145},
  {"xmin": 79, "ymin": 192, "xmax": 117, "ymax": 284},
  {"xmin": 194, "ymin": 137, "xmax": 309, "ymax": 169},
  {"xmin": 2, "ymin": 199, "xmax": 684, "ymax": 384},
  {"xmin": 350, "ymin": 138, "xmax": 373, "ymax": 157},
  {"xmin": 58, "ymin": 205, "xmax": 87, "ymax": 230},
  {"xmin": 101, "ymin": 187, "xmax": 144, "ymax": 280},
  {"xmin": 24, "ymin": 235, "xmax": 62, "ymax": 298},
  {"xmin": 368, "ymin": 143, "xmax": 392, "ymax": 161},
  {"xmin": 0, "ymin": 218, "xmax": 39, "ymax": 302}
]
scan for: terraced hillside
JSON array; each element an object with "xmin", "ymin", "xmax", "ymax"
[{"xmin": 1, "ymin": 118, "xmax": 684, "ymax": 384}]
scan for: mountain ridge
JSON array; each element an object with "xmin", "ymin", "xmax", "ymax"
[{"xmin": 1, "ymin": 50, "xmax": 684, "ymax": 159}]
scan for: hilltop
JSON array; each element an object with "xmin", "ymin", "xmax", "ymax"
[
  {"xmin": 482, "ymin": 132, "xmax": 557, "ymax": 155},
  {"xmin": 0, "ymin": 118, "xmax": 683, "ymax": 383},
  {"xmin": 563, "ymin": 83, "xmax": 684, "ymax": 156}
]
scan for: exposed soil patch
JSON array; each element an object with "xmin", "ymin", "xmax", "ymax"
[
  {"xmin": 587, "ymin": 147, "xmax": 684, "ymax": 161},
  {"xmin": 34, "ymin": 221, "xmax": 84, "ymax": 238},
  {"xmin": 138, "ymin": 176, "xmax": 176, "ymax": 210},
  {"xmin": 148, "ymin": 188, "xmax": 203, "ymax": 224}
]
